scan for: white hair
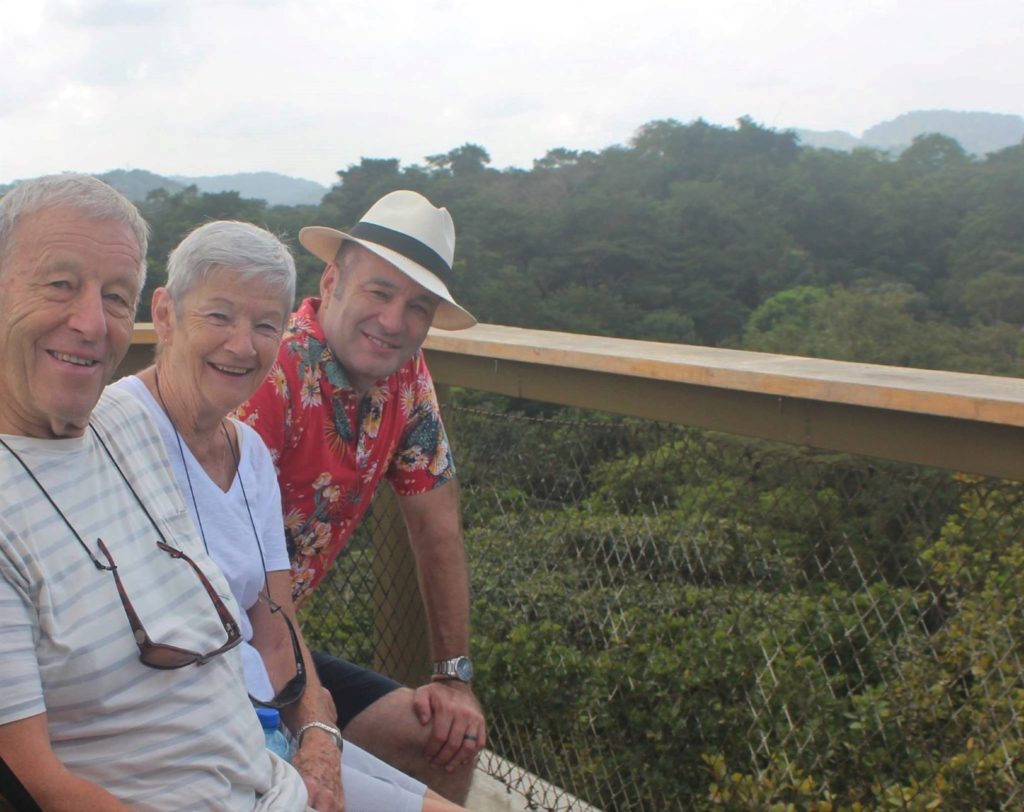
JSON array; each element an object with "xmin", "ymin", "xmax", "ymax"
[
  {"xmin": 0, "ymin": 173, "xmax": 149, "ymax": 284},
  {"xmin": 165, "ymin": 220, "xmax": 296, "ymax": 310}
]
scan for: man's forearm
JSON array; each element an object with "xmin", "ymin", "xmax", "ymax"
[
  {"xmin": 398, "ymin": 482, "xmax": 472, "ymax": 659},
  {"xmin": 415, "ymin": 534, "xmax": 472, "ymax": 659}
]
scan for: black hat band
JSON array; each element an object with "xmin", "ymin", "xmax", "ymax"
[{"xmin": 349, "ymin": 222, "xmax": 452, "ymax": 284}]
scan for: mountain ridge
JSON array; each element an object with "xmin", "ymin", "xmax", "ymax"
[
  {"xmin": 795, "ymin": 110, "xmax": 1024, "ymax": 155},
  {"xmin": 2, "ymin": 110, "xmax": 1021, "ymax": 200},
  {"xmin": 166, "ymin": 171, "xmax": 327, "ymax": 206},
  {"xmin": 0, "ymin": 169, "xmax": 327, "ymax": 206}
]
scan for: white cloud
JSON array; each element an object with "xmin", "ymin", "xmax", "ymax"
[
  {"xmin": 0, "ymin": 0, "xmax": 1021, "ymax": 186},
  {"xmin": 51, "ymin": 0, "xmax": 178, "ymax": 27}
]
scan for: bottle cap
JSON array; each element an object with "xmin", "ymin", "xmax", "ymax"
[{"xmin": 256, "ymin": 706, "xmax": 281, "ymax": 729}]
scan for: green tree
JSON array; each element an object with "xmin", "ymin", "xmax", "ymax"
[
  {"xmin": 897, "ymin": 133, "xmax": 971, "ymax": 174},
  {"xmin": 425, "ymin": 143, "xmax": 491, "ymax": 177},
  {"xmin": 745, "ymin": 284, "xmax": 1021, "ymax": 375}
]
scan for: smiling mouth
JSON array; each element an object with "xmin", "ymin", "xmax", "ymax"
[
  {"xmin": 49, "ymin": 351, "xmax": 98, "ymax": 367},
  {"xmin": 210, "ymin": 362, "xmax": 252, "ymax": 376},
  {"xmin": 363, "ymin": 332, "xmax": 399, "ymax": 350}
]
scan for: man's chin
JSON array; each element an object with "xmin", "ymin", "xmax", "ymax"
[
  {"xmin": 42, "ymin": 396, "xmax": 102, "ymax": 439},
  {"xmin": 46, "ymin": 416, "xmax": 91, "ymax": 439}
]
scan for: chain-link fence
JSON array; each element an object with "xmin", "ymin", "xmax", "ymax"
[{"xmin": 301, "ymin": 397, "xmax": 1024, "ymax": 811}]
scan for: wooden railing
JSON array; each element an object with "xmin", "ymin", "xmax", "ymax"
[
  {"xmin": 120, "ymin": 322, "xmax": 1024, "ymax": 687},
  {"xmin": 125, "ymin": 322, "xmax": 1024, "ymax": 480},
  {"xmin": 423, "ymin": 324, "xmax": 1024, "ymax": 481}
]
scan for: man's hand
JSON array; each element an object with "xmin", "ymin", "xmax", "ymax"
[
  {"xmin": 290, "ymin": 735, "xmax": 344, "ymax": 812},
  {"xmin": 412, "ymin": 680, "xmax": 486, "ymax": 772}
]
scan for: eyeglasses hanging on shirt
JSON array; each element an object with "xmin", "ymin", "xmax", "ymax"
[{"xmin": 0, "ymin": 429, "xmax": 242, "ymax": 670}]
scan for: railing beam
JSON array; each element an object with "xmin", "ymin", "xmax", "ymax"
[
  {"xmin": 119, "ymin": 324, "xmax": 1024, "ymax": 481},
  {"xmin": 424, "ymin": 351, "xmax": 1024, "ymax": 481}
]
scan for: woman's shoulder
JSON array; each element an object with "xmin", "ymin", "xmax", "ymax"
[
  {"xmin": 232, "ymin": 418, "xmax": 277, "ymax": 472},
  {"xmin": 93, "ymin": 383, "xmax": 182, "ymax": 484}
]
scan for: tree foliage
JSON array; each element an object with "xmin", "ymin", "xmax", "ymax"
[{"xmin": 120, "ymin": 117, "xmax": 1023, "ymax": 375}]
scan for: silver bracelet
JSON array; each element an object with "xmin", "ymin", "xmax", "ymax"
[{"xmin": 296, "ymin": 721, "xmax": 343, "ymax": 751}]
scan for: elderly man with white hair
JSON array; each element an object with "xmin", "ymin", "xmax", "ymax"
[{"xmin": 0, "ymin": 174, "xmax": 307, "ymax": 810}]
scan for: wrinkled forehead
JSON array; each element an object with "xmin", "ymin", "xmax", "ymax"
[{"xmin": 1, "ymin": 207, "xmax": 145, "ymax": 285}]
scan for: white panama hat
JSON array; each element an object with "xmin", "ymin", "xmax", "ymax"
[{"xmin": 299, "ymin": 190, "xmax": 476, "ymax": 330}]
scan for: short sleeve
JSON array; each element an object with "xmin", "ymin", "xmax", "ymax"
[
  {"xmin": 386, "ymin": 353, "xmax": 456, "ymax": 496},
  {"xmin": 0, "ymin": 537, "xmax": 46, "ymax": 725}
]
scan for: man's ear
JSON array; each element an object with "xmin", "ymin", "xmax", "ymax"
[
  {"xmin": 151, "ymin": 288, "xmax": 176, "ymax": 344},
  {"xmin": 320, "ymin": 263, "xmax": 339, "ymax": 302}
]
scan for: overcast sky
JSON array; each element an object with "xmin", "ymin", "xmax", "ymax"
[{"xmin": 1, "ymin": 0, "xmax": 1021, "ymax": 187}]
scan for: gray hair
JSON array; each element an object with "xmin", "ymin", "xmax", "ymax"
[
  {"xmin": 165, "ymin": 220, "xmax": 296, "ymax": 310},
  {"xmin": 0, "ymin": 173, "xmax": 149, "ymax": 284}
]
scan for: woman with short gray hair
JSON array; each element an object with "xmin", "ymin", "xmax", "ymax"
[{"xmin": 112, "ymin": 220, "xmax": 466, "ymax": 812}]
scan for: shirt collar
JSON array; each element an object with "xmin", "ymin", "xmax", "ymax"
[{"xmin": 290, "ymin": 297, "xmax": 356, "ymax": 394}]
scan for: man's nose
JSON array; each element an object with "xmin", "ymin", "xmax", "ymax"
[
  {"xmin": 377, "ymin": 298, "xmax": 405, "ymax": 333},
  {"xmin": 67, "ymin": 289, "xmax": 107, "ymax": 340}
]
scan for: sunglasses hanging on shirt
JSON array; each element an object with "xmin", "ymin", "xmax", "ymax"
[{"xmin": 0, "ymin": 430, "xmax": 243, "ymax": 670}]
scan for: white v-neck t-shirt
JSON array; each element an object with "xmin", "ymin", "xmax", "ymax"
[
  {"xmin": 113, "ymin": 375, "xmax": 290, "ymax": 701},
  {"xmin": 113, "ymin": 376, "xmax": 428, "ymax": 811}
]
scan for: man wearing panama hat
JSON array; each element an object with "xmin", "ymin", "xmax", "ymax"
[{"xmin": 238, "ymin": 190, "xmax": 483, "ymax": 803}]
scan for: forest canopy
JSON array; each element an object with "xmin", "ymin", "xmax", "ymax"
[{"xmin": 133, "ymin": 117, "xmax": 1024, "ymax": 376}]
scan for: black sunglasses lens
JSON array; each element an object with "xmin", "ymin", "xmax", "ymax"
[
  {"xmin": 277, "ymin": 673, "xmax": 307, "ymax": 705},
  {"xmin": 139, "ymin": 645, "xmax": 200, "ymax": 670}
]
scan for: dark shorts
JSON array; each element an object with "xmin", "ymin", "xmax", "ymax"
[{"xmin": 312, "ymin": 650, "xmax": 402, "ymax": 730}]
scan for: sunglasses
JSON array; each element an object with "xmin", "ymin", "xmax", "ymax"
[
  {"xmin": 97, "ymin": 538, "xmax": 242, "ymax": 669},
  {"xmin": 248, "ymin": 596, "xmax": 307, "ymax": 709},
  {"xmin": 1, "ymin": 428, "xmax": 244, "ymax": 672}
]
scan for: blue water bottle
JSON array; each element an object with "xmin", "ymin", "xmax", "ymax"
[{"xmin": 256, "ymin": 706, "xmax": 292, "ymax": 761}]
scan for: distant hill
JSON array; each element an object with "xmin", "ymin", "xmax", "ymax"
[
  {"xmin": 0, "ymin": 169, "xmax": 328, "ymax": 207},
  {"xmin": 97, "ymin": 169, "xmax": 186, "ymax": 200},
  {"xmin": 0, "ymin": 173, "xmax": 171, "ymax": 200},
  {"xmin": 864, "ymin": 111, "xmax": 1024, "ymax": 155},
  {"xmin": 791, "ymin": 129, "xmax": 864, "ymax": 152},
  {"xmin": 795, "ymin": 110, "xmax": 1024, "ymax": 156},
  {"xmin": 3, "ymin": 111, "xmax": 1022, "ymax": 202},
  {"xmin": 168, "ymin": 171, "xmax": 327, "ymax": 206}
]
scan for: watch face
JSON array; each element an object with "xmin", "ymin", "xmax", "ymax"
[{"xmin": 455, "ymin": 656, "xmax": 474, "ymax": 681}]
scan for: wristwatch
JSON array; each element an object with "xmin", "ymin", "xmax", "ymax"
[{"xmin": 432, "ymin": 655, "xmax": 474, "ymax": 683}]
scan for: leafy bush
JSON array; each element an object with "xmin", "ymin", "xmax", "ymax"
[{"xmin": 456, "ymin": 411, "xmax": 1023, "ymax": 809}]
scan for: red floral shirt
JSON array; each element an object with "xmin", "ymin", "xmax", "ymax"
[{"xmin": 236, "ymin": 297, "xmax": 455, "ymax": 603}]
